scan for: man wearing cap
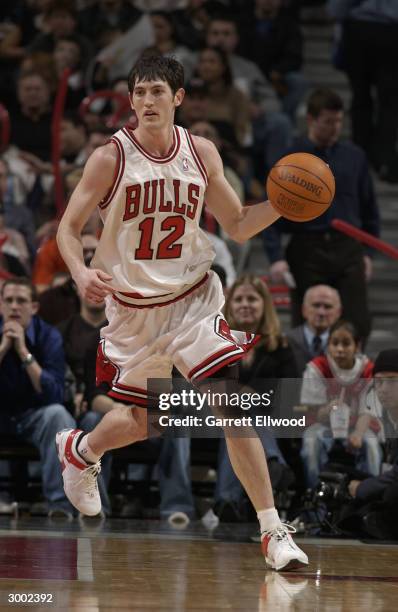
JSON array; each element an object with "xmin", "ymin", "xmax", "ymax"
[{"xmin": 346, "ymin": 349, "xmax": 398, "ymax": 539}]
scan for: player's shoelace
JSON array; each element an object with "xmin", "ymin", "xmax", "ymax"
[
  {"xmin": 74, "ymin": 461, "xmax": 102, "ymax": 494},
  {"xmin": 262, "ymin": 522, "xmax": 297, "ymax": 542}
]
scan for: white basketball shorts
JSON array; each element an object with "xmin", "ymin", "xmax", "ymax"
[{"xmin": 96, "ymin": 271, "xmax": 259, "ymax": 406}]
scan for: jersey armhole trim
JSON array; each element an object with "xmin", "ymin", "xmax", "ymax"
[
  {"xmin": 185, "ymin": 129, "xmax": 209, "ymax": 186},
  {"xmin": 98, "ymin": 136, "xmax": 125, "ymax": 210}
]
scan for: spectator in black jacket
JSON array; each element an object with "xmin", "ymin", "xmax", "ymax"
[
  {"xmin": 346, "ymin": 349, "xmax": 398, "ymax": 539},
  {"xmin": 264, "ymin": 88, "xmax": 380, "ymax": 342}
]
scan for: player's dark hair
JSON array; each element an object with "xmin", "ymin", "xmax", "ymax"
[
  {"xmin": 128, "ymin": 54, "xmax": 184, "ymax": 94},
  {"xmin": 307, "ymin": 88, "xmax": 344, "ymax": 118},
  {"xmin": 1, "ymin": 277, "xmax": 38, "ymax": 302},
  {"xmin": 328, "ymin": 319, "xmax": 360, "ymax": 346}
]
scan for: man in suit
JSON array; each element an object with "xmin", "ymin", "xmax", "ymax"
[{"xmin": 287, "ymin": 284, "xmax": 342, "ymax": 374}]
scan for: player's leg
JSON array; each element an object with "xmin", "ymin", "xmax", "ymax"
[
  {"xmin": 199, "ymin": 373, "xmax": 308, "ymax": 571},
  {"xmin": 171, "ymin": 272, "xmax": 308, "ymax": 569},
  {"xmin": 86, "ymin": 405, "xmax": 148, "ymax": 455}
]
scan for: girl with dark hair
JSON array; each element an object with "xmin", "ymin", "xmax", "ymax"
[{"xmin": 300, "ymin": 320, "xmax": 382, "ymax": 488}]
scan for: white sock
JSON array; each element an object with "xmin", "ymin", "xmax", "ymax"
[
  {"xmin": 76, "ymin": 434, "xmax": 101, "ymax": 464},
  {"xmin": 257, "ymin": 507, "xmax": 282, "ymax": 537}
]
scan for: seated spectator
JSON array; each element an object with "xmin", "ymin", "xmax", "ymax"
[
  {"xmin": 53, "ymin": 35, "xmax": 87, "ymax": 111},
  {"xmin": 78, "ymin": 0, "xmax": 142, "ymax": 49},
  {"xmin": 0, "ymin": 277, "xmax": 75, "ymax": 517},
  {"xmin": 190, "ymin": 120, "xmax": 245, "ymax": 202},
  {"xmin": 241, "ymin": 0, "xmax": 306, "ymax": 119},
  {"xmin": 195, "ymin": 46, "xmax": 252, "ymax": 147},
  {"xmin": 0, "ymin": 200, "xmax": 30, "ymax": 276},
  {"xmin": 146, "ymin": 11, "xmax": 197, "ymax": 81},
  {"xmin": 177, "ymin": 78, "xmax": 210, "ymax": 127},
  {"xmin": 38, "ymin": 278, "xmax": 80, "ymax": 326},
  {"xmin": 287, "ymin": 285, "xmax": 342, "ymax": 375},
  {"xmin": 172, "ymin": 0, "xmax": 212, "ymax": 50},
  {"xmin": 10, "ymin": 71, "xmax": 52, "ymax": 163},
  {"xmin": 29, "ymin": 0, "xmax": 92, "ymax": 66},
  {"xmin": 33, "ymin": 222, "xmax": 99, "ymax": 294},
  {"xmin": 300, "ymin": 320, "xmax": 381, "ymax": 490},
  {"xmin": 19, "ymin": 51, "xmax": 58, "ymax": 96},
  {"xmin": 205, "ymin": 11, "xmax": 293, "ymax": 175},
  {"xmin": 345, "ymin": 349, "xmax": 398, "ymax": 538},
  {"xmin": 214, "ymin": 275, "xmax": 297, "ymax": 519}
]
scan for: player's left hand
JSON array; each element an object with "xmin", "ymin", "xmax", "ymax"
[{"xmin": 363, "ymin": 255, "xmax": 373, "ymax": 282}]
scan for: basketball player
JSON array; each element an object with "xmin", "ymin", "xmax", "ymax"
[{"xmin": 55, "ymin": 55, "xmax": 308, "ymax": 571}]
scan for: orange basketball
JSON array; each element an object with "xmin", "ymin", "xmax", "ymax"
[{"xmin": 266, "ymin": 152, "xmax": 335, "ymax": 222}]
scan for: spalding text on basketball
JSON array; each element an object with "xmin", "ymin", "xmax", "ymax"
[{"xmin": 279, "ymin": 170, "xmax": 323, "ymax": 198}]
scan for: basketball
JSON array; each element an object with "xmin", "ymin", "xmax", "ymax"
[{"xmin": 266, "ymin": 152, "xmax": 335, "ymax": 222}]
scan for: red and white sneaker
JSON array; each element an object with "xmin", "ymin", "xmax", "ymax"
[
  {"xmin": 261, "ymin": 523, "xmax": 309, "ymax": 571},
  {"xmin": 56, "ymin": 429, "xmax": 102, "ymax": 516}
]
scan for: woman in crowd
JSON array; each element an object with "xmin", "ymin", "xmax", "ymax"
[{"xmin": 195, "ymin": 45, "xmax": 252, "ymax": 148}]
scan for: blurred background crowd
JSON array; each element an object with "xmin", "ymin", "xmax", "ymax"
[{"xmin": 0, "ymin": 0, "xmax": 398, "ymax": 540}]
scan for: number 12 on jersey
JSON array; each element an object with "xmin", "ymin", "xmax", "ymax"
[{"xmin": 135, "ymin": 215, "xmax": 185, "ymax": 260}]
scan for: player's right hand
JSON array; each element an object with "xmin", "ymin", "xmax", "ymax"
[{"xmin": 74, "ymin": 268, "xmax": 115, "ymax": 303}]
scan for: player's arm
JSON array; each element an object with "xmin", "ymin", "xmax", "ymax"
[
  {"xmin": 57, "ymin": 143, "xmax": 117, "ymax": 301},
  {"xmin": 194, "ymin": 136, "xmax": 281, "ymax": 243}
]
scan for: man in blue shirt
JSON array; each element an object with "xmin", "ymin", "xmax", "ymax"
[
  {"xmin": 0, "ymin": 277, "xmax": 75, "ymax": 517},
  {"xmin": 264, "ymin": 88, "xmax": 380, "ymax": 341}
]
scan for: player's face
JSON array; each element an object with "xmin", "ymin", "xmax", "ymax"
[
  {"xmin": 130, "ymin": 80, "xmax": 184, "ymax": 128},
  {"xmin": 229, "ymin": 284, "xmax": 264, "ymax": 331},
  {"xmin": 303, "ymin": 288, "xmax": 341, "ymax": 333},
  {"xmin": 307, "ymin": 109, "xmax": 343, "ymax": 147},
  {"xmin": 327, "ymin": 328, "xmax": 357, "ymax": 370},
  {"xmin": 374, "ymin": 373, "xmax": 398, "ymax": 411},
  {"xmin": 1, "ymin": 285, "xmax": 38, "ymax": 329}
]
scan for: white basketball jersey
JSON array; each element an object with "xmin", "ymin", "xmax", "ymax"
[{"xmin": 91, "ymin": 125, "xmax": 215, "ymax": 306}]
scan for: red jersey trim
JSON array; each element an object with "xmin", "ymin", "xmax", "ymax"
[
  {"xmin": 112, "ymin": 273, "xmax": 208, "ymax": 309},
  {"xmin": 185, "ymin": 129, "xmax": 208, "ymax": 185},
  {"xmin": 98, "ymin": 136, "xmax": 125, "ymax": 210},
  {"xmin": 122, "ymin": 125, "xmax": 181, "ymax": 164}
]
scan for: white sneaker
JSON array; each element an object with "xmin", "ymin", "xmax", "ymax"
[
  {"xmin": 261, "ymin": 523, "xmax": 309, "ymax": 571},
  {"xmin": 56, "ymin": 429, "xmax": 102, "ymax": 516}
]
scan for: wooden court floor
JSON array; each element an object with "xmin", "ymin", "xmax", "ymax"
[{"xmin": 0, "ymin": 517, "xmax": 398, "ymax": 611}]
